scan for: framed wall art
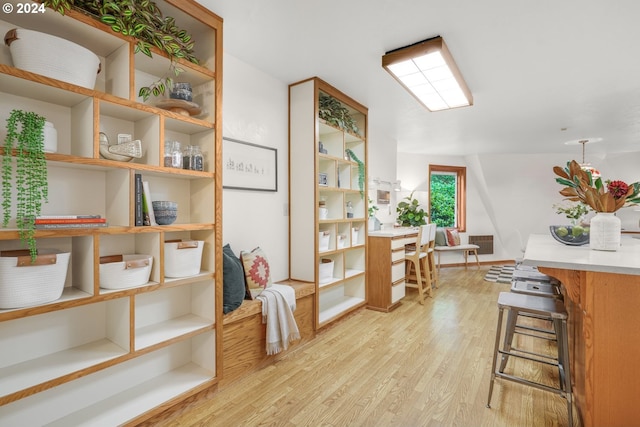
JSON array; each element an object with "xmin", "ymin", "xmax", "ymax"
[{"xmin": 223, "ymin": 137, "xmax": 278, "ymax": 191}]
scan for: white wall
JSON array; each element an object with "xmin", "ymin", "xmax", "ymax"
[
  {"xmin": 221, "ymin": 51, "xmax": 640, "ymax": 274},
  {"xmin": 222, "ymin": 53, "xmax": 289, "ymax": 281},
  {"xmin": 366, "ymin": 115, "xmax": 400, "ymax": 226}
]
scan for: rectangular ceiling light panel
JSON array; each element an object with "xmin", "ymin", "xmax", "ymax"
[{"xmin": 382, "ymin": 36, "xmax": 472, "ymax": 112}]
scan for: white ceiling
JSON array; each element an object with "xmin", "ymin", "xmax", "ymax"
[{"xmin": 197, "ymin": 0, "xmax": 640, "ymax": 157}]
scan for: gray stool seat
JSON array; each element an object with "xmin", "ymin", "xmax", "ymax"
[
  {"xmin": 509, "ymin": 277, "xmax": 562, "ymax": 337},
  {"xmin": 512, "ymin": 268, "xmax": 560, "ymax": 285},
  {"xmin": 511, "ymin": 278, "xmax": 562, "ymax": 299},
  {"xmin": 487, "ymin": 292, "xmax": 573, "ymax": 426}
]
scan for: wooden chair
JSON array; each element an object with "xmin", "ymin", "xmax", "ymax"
[
  {"xmin": 405, "ymin": 224, "xmax": 434, "ymax": 304},
  {"xmin": 426, "ymin": 223, "xmax": 438, "ymax": 288}
]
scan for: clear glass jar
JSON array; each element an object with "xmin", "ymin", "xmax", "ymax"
[
  {"xmin": 164, "ymin": 140, "xmax": 173, "ymax": 167},
  {"xmin": 191, "ymin": 145, "xmax": 204, "ymax": 171},
  {"xmin": 182, "ymin": 144, "xmax": 193, "ymax": 169},
  {"xmin": 170, "ymin": 141, "xmax": 182, "ymax": 168},
  {"xmin": 346, "ymin": 201, "xmax": 354, "ymax": 218}
]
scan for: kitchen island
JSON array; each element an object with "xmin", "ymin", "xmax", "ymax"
[{"xmin": 523, "ymin": 234, "xmax": 640, "ymax": 427}]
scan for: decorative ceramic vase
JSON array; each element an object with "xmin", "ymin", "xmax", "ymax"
[
  {"xmin": 589, "ymin": 212, "xmax": 621, "ymax": 251},
  {"xmin": 43, "ymin": 121, "xmax": 57, "ymax": 153}
]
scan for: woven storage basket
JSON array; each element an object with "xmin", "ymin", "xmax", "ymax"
[
  {"xmin": 164, "ymin": 240, "xmax": 204, "ymax": 278},
  {"xmin": 4, "ymin": 28, "xmax": 101, "ymax": 89},
  {"xmin": 319, "ymin": 259, "xmax": 334, "ymax": 284},
  {"xmin": 99, "ymin": 254, "xmax": 153, "ymax": 289},
  {"xmin": 0, "ymin": 249, "xmax": 70, "ymax": 309}
]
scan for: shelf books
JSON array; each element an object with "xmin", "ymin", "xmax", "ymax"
[
  {"xmin": 135, "ymin": 173, "xmax": 143, "ymax": 226},
  {"xmin": 34, "ymin": 215, "xmax": 107, "ymax": 229},
  {"xmin": 134, "ymin": 173, "xmax": 158, "ymax": 227},
  {"xmin": 142, "ymin": 180, "xmax": 157, "ymax": 226}
]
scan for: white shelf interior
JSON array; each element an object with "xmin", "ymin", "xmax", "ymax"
[
  {"xmin": 0, "ymin": 301, "xmax": 129, "ymax": 399},
  {"xmin": 0, "ymin": 336, "xmax": 215, "ymax": 427}
]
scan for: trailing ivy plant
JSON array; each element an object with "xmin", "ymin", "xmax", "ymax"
[
  {"xmin": 345, "ymin": 148, "xmax": 365, "ymax": 199},
  {"xmin": 43, "ymin": 0, "xmax": 199, "ymax": 101},
  {"xmin": 396, "ymin": 191, "xmax": 428, "ymax": 227},
  {"xmin": 319, "ymin": 93, "xmax": 360, "ymax": 135},
  {"xmin": 2, "ymin": 110, "xmax": 48, "ymax": 261}
]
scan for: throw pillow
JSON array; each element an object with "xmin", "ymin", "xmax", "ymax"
[
  {"xmin": 240, "ymin": 246, "xmax": 273, "ymax": 299},
  {"xmin": 445, "ymin": 228, "xmax": 461, "ymax": 246},
  {"xmin": 435, "ymin": 228, "xmax": 449, "ymax": 246},
  {"xmin": 222, "ymin": 244, "xmax": 246, "ymax": 314}
]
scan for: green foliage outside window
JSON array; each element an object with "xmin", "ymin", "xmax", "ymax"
[{"xmin": 430, "ymin": 174, "xmax": 456, "ymax": 227}]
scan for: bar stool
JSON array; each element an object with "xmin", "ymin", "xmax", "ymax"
[
  {"xmin": 487, "ymin": 292, "xmax": 573, "ymax": 427},
  {"xmin": 510, "ymin": 276, "xmax": 563, "ymax": 329}
]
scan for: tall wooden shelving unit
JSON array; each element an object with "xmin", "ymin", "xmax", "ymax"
[
  {"xmin": 0, "ymin": 1, "xmax": 222, "ymax": 425},
  {"xmin": 289, "ymin": 77, "xmax": 368, "ymax": 329}
]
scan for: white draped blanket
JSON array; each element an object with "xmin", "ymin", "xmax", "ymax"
[{"xmin": 256, "ymin": 283, "xmax": 301, "ymax": 355}]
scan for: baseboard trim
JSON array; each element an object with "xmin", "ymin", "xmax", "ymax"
[{"xmin": 439, "ymin": 259, "xmax": 514, "ymax": 268}]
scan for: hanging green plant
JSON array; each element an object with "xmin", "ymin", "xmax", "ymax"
[
  {"xmin": 43, "ymin": 0, "xmax": 199, "ymax": 101},
  {"xmin": 319, "ymin": 93, "xmax": 360, "ymax": 135},
  {"xmin": 345, "ymin": 148, "xmax": 365, "ymax": 199},
  {"xmin": 396, "ymin": 191, "xmax": 428, "ymax": 227},
  {"xmin": 2, "ymin": 110, "xmax": 48, "ymax": 262}
]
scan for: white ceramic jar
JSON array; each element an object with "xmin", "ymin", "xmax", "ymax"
[
  {"xmin": 589, "ymin": 212, "xmax": 621, "ymax": 251},
  {"xmin": 43, "ymin": 121, "xmax": 57, "ymax": 153}
]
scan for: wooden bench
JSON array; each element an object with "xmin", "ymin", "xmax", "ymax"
[
  {"xmin": 221, "ymin": 279, "xmax": 316, "ymax": 387},
  {"xmin": 434, "ymin": 244, "xmax": 480, "ymax": 272}
]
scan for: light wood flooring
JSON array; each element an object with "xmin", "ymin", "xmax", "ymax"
[{"xmin": 149, "ymin": 266, "xmax": 579, "ymax": 427}]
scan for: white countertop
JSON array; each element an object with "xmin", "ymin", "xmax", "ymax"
[
  {"xmin": 524, "ymin": 234, "xmax": 640, "ymax": 275},
  {"xmin": 368, "ymin": 227, "xmax": 419, "ymax": 238}
]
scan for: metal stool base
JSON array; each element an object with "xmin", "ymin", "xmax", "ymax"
[{"xmin": 487, "ymin": 292, "xmax": 573, "ymax": 426}]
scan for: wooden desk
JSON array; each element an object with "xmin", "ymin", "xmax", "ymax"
[
  {"xmin": 367, "ymin": 228, "xmax": 417, "ymax": 312},
  {"xmin": 524, "ymin": 234, "xmax": 640, "ymax": 427}
]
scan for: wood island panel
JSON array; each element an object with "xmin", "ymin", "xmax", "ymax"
[{"xmin": 526, "ymin": 235, "xmax": 640, "ymax": 427}]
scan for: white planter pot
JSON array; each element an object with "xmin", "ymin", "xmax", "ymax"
[
  {"xmin": 589, "ymin": 212, "xmax": 621, "ymax": 251},
  {"xmin": 44, "ymin": 121, "xmax": 57, "ymax": 153}
]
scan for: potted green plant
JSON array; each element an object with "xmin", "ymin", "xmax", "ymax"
[
  {"xmin": 318, "ymin": 93, "xmax": 360, "ymax": 135},
  {"xmin": 2, "ymin": 110, "xmax": 49, "ymax": 261},
  {"xmin": 553, "ymin": 202, "xmax": 590, "ymax": 226},
  {"xmin": 43, "ymin": 0, "xmax": 199, "ymax": 101},
  {"xmin": 396, "ymin": 191, "xmax": 428, "ymax": 227},
  {"xmin": 368, "ymin": 197, "xmax": 380, "ymax": 231},
  {"xmin": 345, "ymin": 148, "xmax": 365, "ymax": 199}
]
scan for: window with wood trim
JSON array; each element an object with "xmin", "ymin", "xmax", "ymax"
[{"xmin": 429, "ymin": 164, "xmax": 466, "ymax": 232}]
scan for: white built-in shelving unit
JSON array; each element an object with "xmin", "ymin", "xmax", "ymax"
[
  {"xmin": 0, "ymin": 1, "xmax": 222, "ymax": 424},
  {"xmin": 289, "ymin": 77, "xmax": 368, "ymax": 328}
]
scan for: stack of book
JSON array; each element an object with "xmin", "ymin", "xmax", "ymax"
[{"xmin": 34, "ymin": 215, "xmax": 107, "ymax": 229}]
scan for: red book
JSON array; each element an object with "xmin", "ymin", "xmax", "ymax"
[{"xmin": 34, "ymin": 217, "xmax": 106, "ymax": 224}]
